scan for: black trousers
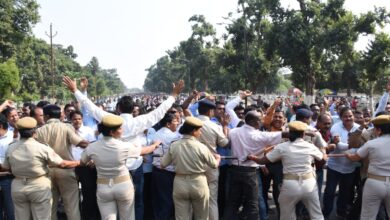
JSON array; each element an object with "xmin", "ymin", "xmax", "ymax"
[
  {"xmin": 75, "ymin": 166, "xmax": 100, "ymax": 220},
  {"xmin": 224, "ymin": 165, "xmax": 259, "ymax": 220}
]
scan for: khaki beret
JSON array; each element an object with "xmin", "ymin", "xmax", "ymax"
[
  {"xmin": 371, "ymin": 115, "xmax": 390, "ymax": 126},
  {"xmin": 16, "ymin": 117, "xmax": 37, "ymax": 130},
  {"xmin": 288, "ymin": 121, "xmax": 307, "ymax": 132},
  {"xmin": 184, "ymin": 117, "xmax": 203, "ymax": 127},
  {"xmin": 101, "ymin": 115, "xmax": 123, "ymax": 127}
]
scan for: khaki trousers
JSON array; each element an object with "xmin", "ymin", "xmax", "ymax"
[
  {"xmin": 50, "ymin": 168, "xmax": 80, "ymax": 220},
  {"xmin": 278, "ymin": 178, "xmax": 323, "ymax": 220},
  {"xmin": 173, "ymin": 174, "xmax": 209, "ymax": 220},
  {"xmin": 11, "ymin": 176, "xmax": 52, "ymax": 220},
  {"xmin": 205, "ymin": 168, "xmax": 219, "ymax": 220},
  {"xmin": 97, "ymin": 179, "xmax": 135, "ymax": 220},
  {"xmin": 361, "ymin": 178, "xmax": 390, "ymax": 220}
]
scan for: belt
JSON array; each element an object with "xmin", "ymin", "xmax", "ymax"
[
  {"xmin": 175, "ymin": 173, "xmax": 205, "ymax": 179},
  {"xmin": 367, "ymin": 173, "xmax": 390, "ymax": 182},
  {"xmin": 283, "ymin": 172, "xmax": 314, "ymax": 181},
  {"xmin": 15, "ymin": 175, "xmax": 46, "ymax": 184},
  {"xmin": 97, "ymin": 175, "xmax": 131, "ymax": 185}
]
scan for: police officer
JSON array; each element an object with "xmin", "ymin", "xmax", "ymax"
[
  {"xmin": 248, "ymin": 121, "xmax": 326, "ymax": 220},
  {"xmin": 1, "ymin": 117, "xmax": 80, "ymax": 220},
  {"xmin": 347, "ymin": 115, "xmax": 390, "ymax": 219},
  {"xmin": 81, "ymin": 115, "xmax": 157, "ymax": 220},
  {"xmin": 161, "ymin": 117, "xmax": 221, "ymax": 220}
]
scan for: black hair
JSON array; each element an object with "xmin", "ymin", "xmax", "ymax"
[
  {"xmin": 339, "ymin": 107, "xmax": 352, "ymax": 118},
  {"xmin": 64, "ymin": 103, "xmax": 75, "ymax": 111},
  {"xmin": 178, "ymin": 123, "xmax": 201, "ymax": 135},
  {"xmin": 117, "ymin": 96, "xmax": 134, "ymax": 114},
  {"xmin": 43, "ymin": 105, "xmax": 62, "ymax": 119},
  {"xmin": 245, "ymin": 111, "xmax": 260, "ymax": 124},
  {"xmin": 97, "ymin": 123, "xmax": 121, "ymax": 137},
  {"xmin": 69, "ymin": 110, "xmax": 83, "ymax": 120},
  {"xmin": 159, "ymin": 113, "xmax": 176, "ymax": 127},
  {"xmin": 375, "ymin": 124, "xmax": 390, "ymax": 135},
  {"xmin": 310, "ymin": 103, "xmax": 319, "ymax": 109},
  {"xmin": 19, "ymin": 129, "xmax": 35, "ymax": 138},
  {"xmin": 36, "ymin": 100, "xmax": 50, "ymax": 108},
  {"xmin": 30, "ymin": 107, "xmax": 39, "ymax": 117},
  {"xmin": 2, "ymin": 107, "xmax": 15, "ymax": 118},
  {"xmin": 23, "ymin": 102, "xmax": 36, "ymax": 109},
  {"xmin": 289, "ymin": 130, "xmax": 304, "ymax": 142},
  {"xmin": 0, "ymin": 114, "xmax": 8, "ymax": 130},
  {"xmin": 215, "ymin": 101, "xmax": 225, "ymax": 106},
  {"xmin": 234, "ymin": 105, "xmax": 245, "ymax": 112},
  {"xmin": 198, "ymin": 105, "xmax": 211, "ymax": 115}
]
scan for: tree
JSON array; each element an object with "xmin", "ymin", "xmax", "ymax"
[
  {"xmin": 0, "ymin": 0, "xmax": 39, "ymax": 61},
  {"xmin": 0, "ymin": 59, "xmax": 20, "ymax": 99}
]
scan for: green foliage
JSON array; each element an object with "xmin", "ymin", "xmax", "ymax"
[
  {"xmin": 0, "ymin": 59, "xmax": 20, "ymax": 99},
  {"xmin": 144, "ymin": 0, "xmax": 389, "ymax": 96},
  {"xmin": 0, "ymin": 1, "xmax": 127, "ymax": 102}
]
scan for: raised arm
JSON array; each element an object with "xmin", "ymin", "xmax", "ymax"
[
  {"xmin": 374, "ymin": 78, "xmax": 390, "ymax": 116},
  {"xmin": 225, "ymin": 90, "xmax": 252, "ymax": 128},
  {"xmin": 63, "ymin": 76, "xmax": 110, "ymax": 122},
  {"xmin": 123, "ymin": 80, "xmax": 185, "ymax": 137}
]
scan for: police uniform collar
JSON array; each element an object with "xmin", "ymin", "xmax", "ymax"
[
  {"xmin": 198, "ymin": 115, "xmax": 210, "ymax": 120},
  {"xmin": 182, "ymin": 134, "xmax": 196, "ymax": 140},
  {"xmin": 47, "ymin": 118, "xmax": 61, "ymax": 124}
]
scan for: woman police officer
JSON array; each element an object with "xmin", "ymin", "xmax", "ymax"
[
  {"xmin": 161, "ymin": 117, "xmax": 221, "ymax": 220},
  {"xmin": 1, "ymin": 117, "xmax": 80, "ymax": 220},
  {"xmin": 347, "ymin": 115, "xmax": 390, "ymax": 219},
  {"xmin": 81, "ymin": 114, "xmax": 157, "ymax": 220},
  {"xmin": 248, "ymin": 121, "xmax": 327, "ymax": 220}
]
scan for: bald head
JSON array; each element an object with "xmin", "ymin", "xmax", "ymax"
[{"xmin": 245, "ymin": 110, "xmax": 263, "ymax": 129}]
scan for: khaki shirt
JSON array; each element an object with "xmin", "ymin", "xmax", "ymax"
[
  {"xmin": 357, "ymin": 134, "xmax": 390, "ymax": 177},
  {"xmin": 266, "ymin": 138, "xmax": 323, "ymax": 175},
  {"xmin": 3, "ymin": 138, "xmax": 63, "ymax": 178},
  {"xmin": 35, "ymin": 119, "xmax": 83, "ymax": 160},
  {"xmin": 81, "ymin": 137, "xmax": 141, "ymax": 178},
  {"xmin": 197, "ymin": 115, "xmax": 229, "ymax": 153},
  {"xmin": 161, "ymin": 135, "xmax": 218, "ymax": 175},
  {"xmin": 303, "ymin": 126, "xmax": 327, "ymax": 150}
]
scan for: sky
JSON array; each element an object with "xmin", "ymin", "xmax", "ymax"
[{"xmin": 33, "ymin": 0, "xmax": 390, "ymax": 89}]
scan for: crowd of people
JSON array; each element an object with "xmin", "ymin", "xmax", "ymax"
[{"xmin": 0, "ymin": 75, "xmax": 389, "ymax": 220}]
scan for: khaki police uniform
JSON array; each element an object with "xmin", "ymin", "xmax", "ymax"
[
  {"xmin": 35, "ymin": 118, "xmax": 83, "ymax": 220},
  {"xmin": 2, "ymin": 117, "xmax": 64, "ymax": 220},
  {"xmin": 197, "ymin": 115, "xmax": 228, "ymax": 220},
  {"xmin": 356, "ymin": 115, "xmax": 390, "ymax": 219},
  {"xmin": 266, "ymin": 121, "xmax": 324, "ymax": 220},
  {"xmin": 81, "ymin": 115, "xmax": 141, "ymax": 220},
  {"xmin": 161, "ymin": 117, "xmax": 219, "ymax": 220}
]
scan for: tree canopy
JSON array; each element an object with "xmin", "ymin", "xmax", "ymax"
[{"xmin": 144, "ymin": 0, "xmax": 390, "ymax": 96}]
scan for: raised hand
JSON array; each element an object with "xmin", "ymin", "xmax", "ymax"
[
  {"xmin": 239, "ymin": 90, "xmax": 252, "ymax": 99},
  {"xmin": 171, "ymin": 80, "xmax": 185, "ymax": 97},
  {"xmin": 62, "ymin": 76, "xmax": 78, "ymax": 93}
]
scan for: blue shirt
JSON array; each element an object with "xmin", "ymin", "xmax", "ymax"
[{"xmin": 211, "ymin": 117, "xmax": 233, "ymax": 166}]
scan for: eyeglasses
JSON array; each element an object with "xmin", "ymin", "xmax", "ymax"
[{"xmin": 169, "ymin": 111, "xmax": 177, "ymax": 114}]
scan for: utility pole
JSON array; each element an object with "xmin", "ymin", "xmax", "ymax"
[{"xmin": 45, "ymin": 23, "xmax": 57, "ymax": 100}]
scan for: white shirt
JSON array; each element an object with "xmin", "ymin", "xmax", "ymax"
[
  {"xmin": 327, "ymin": 121, "xmax": 360, "ymax": 173},
  {"xmin": 0, "ymin": 130, "xmax": 14, "ymax": 164},
  {"xmin": 152, "ymin": 127, "xmax": 181, "ymax": 172},
  {"xmin": 71, "ymin": 125, "xmax": 97, "ymax": 161},
  {"xmin": 225, "ymin": 96, "xmax": 242, "ymax": 128},
  {"xmin": 229, "ymin": 124, "xmax": 282, "ymax": 167},
  {"xmin": 74, "ymin": 90, "xmax": 175, "ymax": 142}
]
